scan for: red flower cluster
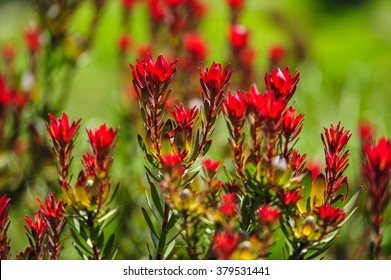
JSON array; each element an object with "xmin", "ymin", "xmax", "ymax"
[
  {"xmin": 183, "ymin": 32, "xmax": 207, "ymax": 62},
  {"xmin": 203, "ymin": 158, "xmax": 220, "ymax": 177},
  {"xmin": 258, "ymin": 204, "xmax": 280, "ymax": 225},
  {"xmin": 118, "ymin": 34, "xmax": 132, "ymax": 52},
  {"xmin": 281, "ymin": 189, "xmax": 302, "ymax": 206},
  {"xmin": 47, "ymin": 113, "xmax": 81, "ymax": 147},
  {"xmin": 212, "ymin": 230, "xmax": 240, "ymax": 259},
  {"xmin": 170, "ymin": 104, "xmax": 198, "ymax": 129},
  {"xmin": 130, "ymin": 54, "xmax": 177, "ymax": 96},
  {"xmin": 226, "ymin": 0, "xmax": 245, "ymax": 9},
  {"xmin": 230, "ymin": 24, "xmax": 249, "ymax": 50},
  {"xmin": 321, "ymin": 122, "xmax": 351, "ymax": 201},
  {"xmin": 265, "ymin": 67, "xmax": 300, "ymax": 101},
  {"xmin": 24, "ymin": 211, "xmax": 47, "ymax": 252},
  {"xmin": 269, "ymin": 45, "xmax": 286, "ymax": 65},
  {"xmin": 224, "ymin": 91, "xmax": 246, "ymax": 125},
  {"xmin": 87, "ymin": 124, "xmax": 118, "ymax": 161},
  {"xmin": 318, "ymin": 203, "xmax": 345, "ymax": 226}
]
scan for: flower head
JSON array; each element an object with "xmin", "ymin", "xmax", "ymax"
[
  {"xmin": 269, "ymin": 45, "xmax": 286, "ymax": 65},
  {"xmin": 24, "ymin": 23, "xmax": 41, "ymax": 54},
  {"xmin": 47, "ymin": 112, "xmax": 81, "ymax": 148},
  {"xmin": 121, "ymin": 0, "xmax": 136, "ymax": 9},
  {"xmin": 199, "ymin": 62, "xmax": 232, "ymax": 99},
  {"xmin": 170, "ymin": 104, "xmax": 198, "ymax": 128},
  {"xmin": 212, "ymin": 230, "xmax": 240, "ymax": 259},
  {"xmin": 265, "ymin": 67, "xmax": 300, "ymax": 101},
  {"xmin": 118, "ymin": 34, "xmax": 132, "ymax": 52},
  {"xmin": 87, "ymin": 124, "xmax": 118, "ymax": 160},
  {"xmin": 2, "ymin": 44, "xmax": 15, "ymax": 63},
  {"xmin": 183, "ymin": 32, "xmax": 207, "ymax": 61},
  {"xmin": 281, "ymin": 189, "xmax": 302, "ymax": 206},
  {"xmin": 203, "ymin": 158, "xmax": 220, "ymax": 176},
  {"xmin": 258, "ymin": 204, "xmax": 280, "ymax": 225},
  {"xmin": 37, "ymin": 193, "xmax": 65, "ymax": 221},
  {"xmin": 226, "ymin": 0, "xmax": 245, "ymax": 9},
  {"xmin": 0, "ymin": 194, "xmax": 11, "ymax": 260},
  {"xmin": 25, "ymin": 211, "xmax": 47, "ymax": 246},
  {"xmin": 282, "ymin": 107, "xmax": 304, "ymax": 140},
  {"xmin": 224, "ymin": 91, "xmax": 246, "ymax": 123},
  {"xmin": 318, "ymin": 203, "xmax": 345, "ymax": 226},
  {"xmin": 229, "ymin": 24, "xmax": 249, "ymax": 50}
]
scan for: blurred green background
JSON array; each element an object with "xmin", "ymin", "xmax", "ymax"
[{"xmin": 1, "ymin": 0, "xmax": 391, "ymax": 259}]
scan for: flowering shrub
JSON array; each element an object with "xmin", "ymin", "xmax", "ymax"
[{"xmin": 0, "ymin": 0, "xmax": 390, "ymax": 260}]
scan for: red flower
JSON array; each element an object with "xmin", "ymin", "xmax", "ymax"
[
  {"xmin": 226, "ymin": 0, "xmax": 245, "ymax": 9},
  {"xmin": 47, "ymin": 112, "xmax": 81, "ymax": 147},
  {"xmin": 161, "ymin": 153, "xmax": 185, "ymax": 175},
  {"xmin": 212, "ymin": 230, "xmax": 240, "ymax": 259},
  {"xmin": 321, "ymin": 122, "xmax": 351, "ymax": 199},
  {"xmin": 318, "ymin": 204, "xmax": 345, "ymax": 226},
  {"xmin": 229, "ymin": 24, "xmax": 249, "ymax": 50},
  {"xmin": 87, "ymin": 124, "xmax": 118, "ymax": 159},
  {"xmin": 282, "ymin": 189, "xmax": 302, "ymax": 206},
  {"xmin": 282, "ymin": 107, "xmax": 304, "ymax": 139},
  {"xmin": 265, "ymin": 67, "xmax": 300, "ymax": 101},
  {"xmin": 198, "ymin": 62, "xmax": 232, "ymax": 97},
  {"xmin": 363, "ymin": 137, "xmax": 391, "ymax": 214},
  {"xmin": 24, "ymin": 23, "xmax": 41, "ymax": 54},
  {"xmin": 170, "ymin": 104, "xmax": 198, "ymax": 128},
  {"xmin": 258, "ymin": 91, "xmax": 286, "ymax": 120},
  {"xmin": 118, "ymin": 34, "xmax": 132, "ymax": 52},
  {"xmin": 258, "ymin": 204, "xmax": 280, "ymax": 225},
  {"xmin": 183, "ymin": 32, "xmax": 207, "ymax": 61},
  {"xmin": 37, "ymin": 193, "xmax": 65, "ymax": 221},
  {"xmin": 220, "ymin": 193, "xmax": 237, "ymax": 216},
  {"xmin": 130, "ymin": 54, "xmax": 177, "ymax": 93},
  {"xmin": 224, "ymin": 91, "xmax": 246, "ymax": 121},
  {"xmin": 269, "ymin": 45, "xmax": 286, "ymax": 64},
  {"xmin": 25, "ymin": 211, "xmax": 47, "ymax": 244},
  {"xmin": 289, "ymin": 149, "xmax": 306, "ymax": 175},
  {"xmin": 0, "ymin": 194, "xmax": 11, "ymax": 234},
  {"xmin": 203, "ymin": 158, "xmax": 220, "ymax": 175},
  {"xmin": 222, "ymin": 193, "xmax": 237, "ymax": 205}
]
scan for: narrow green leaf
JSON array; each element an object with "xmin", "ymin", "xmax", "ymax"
[
  {"xmin": 166, "ymin": 212, "xmax": 179, "ymax": 232},
  {"xmin": 103, "ymin": 233, "xmax": 116, "ymax": 259},
  {"xmin": 72, "ymin": 242, "xmax": 89, "ymax": 260},
  {"xmin": 98, "ymin": 208, "xmax": 118, "ymax": 224},
  {"xmin": 150, "ymin": 231, "xmax": 159, "ymax": 249},
  {"xmin": 202, "ymin": 139, "xmax": 212, "ymax": 156},
  {"xmin": 149, "ymin": 179, "xmax": 164, "ymax": 218},
  {"xmin": 223, "ymin": 165, "xmax": 234, "ymax": 181},
  {"xmin": 146, "ymin": 243, "xmax": 153, "ymax": 260},
  {"xmin": 343, "ymin": 188, "xmax": 361, "ymax": 213},
  {"xmin": 69, "ymin": 227, "xmax": 91, "ymax": 254},
  {"xmin": 142, "ymin": 207, "xmax": 158, "ymax": 238},
  {"xmin": 144, "ymin": 189, "xmax": 162, "ymax": 225},
  {"xmin": 145, "ymin": 166, "xmax": 160, "ymax": 182},
  {"xmin": 163, "ymin": 240, "xmax": 176, "ymax": 260},
  {"xmin": 138, "ymin": 134, "xmax": 147, "ymax": 153}
]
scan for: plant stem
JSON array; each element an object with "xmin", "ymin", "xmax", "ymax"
[{"xmin": 156, "ymin": 203, "xmax": 170, "ymax": 260}]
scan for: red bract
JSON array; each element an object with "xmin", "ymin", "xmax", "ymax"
[
  {"xmin": 47, "ymin": 113, "xmax": 81, "ymax": 147},
  {"xmin": 170, "ymin": 104, "xmax": 198, "ymax": 128},
  {"xmin": 183, "ymin": 32, "xmax": 207, "ymax": 61},
  {"xmin": 318, "ymin": 204, "xmax": 345, "ymax": 226},
  {"xmin": 258, "ymin": 91, "xmax": 286, "ymax": 120},
  {"xmin": 130, "ymin": 54, "xmax": 177, "ymax": 93},
  {"xmin": 161, "ymin": 153, "xmax": 184, "ymax": 175},
  {"xmin": 289, "ymin": 149, "xmax": 306, "ymax": 175},
  {"xmin": 282, "ymin": 107, "xmax": 304, "ymax": 140},
  {"xmin": 321, "ymin": 122, "xmax": 351, "ymax": 200},
  {"xmin": 203, "ymin": 158, "xmax": 220, "ymax": 175},
  {"xmin": 199, "ymin": 62, "xmax": 232, "ymax": 97},
  {"xmin": 212, "ymin": 230, "xmax": 240, "ymax": 259},
  {"xmin": 0, "ymin": 75, "xmax": 11, "ymax": 105},
  {"xmin": 281, "ymin": 189, "xmax": 302, "ymax": 206},
  {"xmin": 229, "ymin": 24, "xmax": 249, "ymax": 50},
  {"xmin": 87, "ymin": 124, "xmax": 118, "ymax": 159},
  {"xmin": 224, "ymin": 91, "xmax": 246, "ymax": 121},
  {"xmin": 24, "ymin": 23, "xmax": 41, "ymax": 54},
  {"xmin": 37, "ymin": 193, "xmax": 65, "ymax": 221},
  {"xmin": 265, "ymin": 67, "xmax": 300, "ymax": 101},
  {"xmin": 363, "ymin": 137, "xmax": 391, "ymax": 212},
  {"xmin": 258, "ymin": 204, "xmax": 280, "ymax": 225},
  {"xmin": 25, "ymin": 211, "xmax": 47, "ymax": 243}
]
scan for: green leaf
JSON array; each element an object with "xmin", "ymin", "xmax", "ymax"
[
  {"xmin": 97, "ymin": 232, "xmax": 105, "ymax": 251},
  {"xmin": 223, "ymin": 165, "xmax": 234, "ymax": 181},
  {"xmin": 157, "ymin": 230, "xmax": 167, "ymax": 255},
  {"xmin": 146, "ymin": 243, "xmax": 153, "ymax": 260},
  {"xmin": 166, "ymin": 212, "xmax": 179, "ymax": 232},
  {"xmin": 338, "ymin": 207, "xmax": 358, "ymax": 227},
  {"xmin": 72, "ymin": 242, "xmax": 89, "ymax": 260},
  {"xmin": 343, "ymin": 187, "xmax": 361, "ymax": 213},
  {"xmin": 150, "ymin": 230, "xmax": 159, "ymax": 249},
  {"xmin": 142, "ymin": 207, "xmax": 158, "ymax": 238},
  {"xmin": 148, "ymin": 175, "xmax": 164, "ymax": 218},
  {"xmin": 98, "ymin": 208, "xmax": 118, "ymax": 224},
  {"xmin": 164, "ymin": 240, "xmax": 176, "ymax": 260},
  {"xmin": 138, "ymin": 134, "xmax": 147, "ymax": 153},
  {"xmin": 103, "ymin": 233, "xmax": 116, "ymax": 259},
  {"xmin": 144, "ymin": 189, "xmax": 162, "ymax": 225},
  {"xmin": 202, "ymin": 139, "xmax": 212, "ymax": 156},
  {"xmin": 145, "ymin": 166, "xmax": 160, "ymax": 182},
  {"xmin": 69, "ymin": 227, "xmax": 91, "ymax": 254}
]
